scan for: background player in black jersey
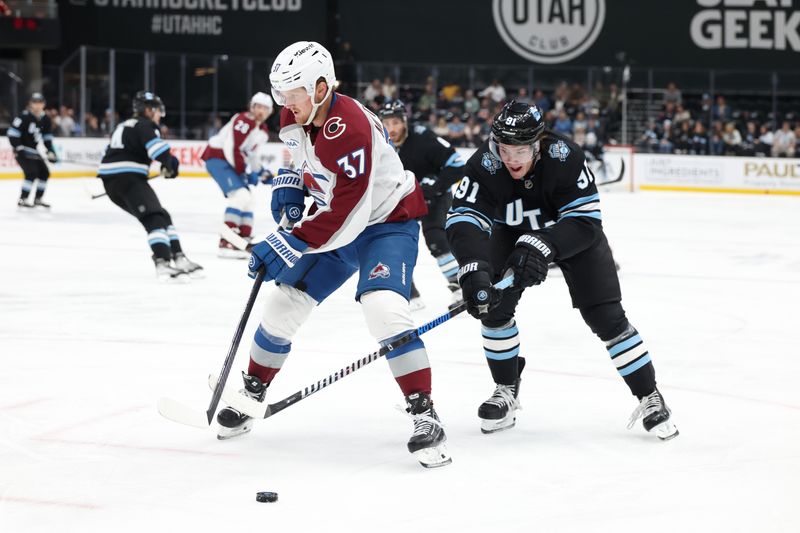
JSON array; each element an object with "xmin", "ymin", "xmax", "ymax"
[
  {"xmin": 379, "ymin": 100, "xmax": 465, "ymax": 308},
  {"xmin": 446, "ymin": 101, "xmax": 678, "ymax": 440},
  {"xmin": 99, "ymin": 91, "xmax": 203, "ymax": 282},
  {"xmin": 7, "ymin": 92, "xmax": 58, "ymax": 208}
]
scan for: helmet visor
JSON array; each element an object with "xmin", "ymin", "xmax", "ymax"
[{"xmin": 271, "ymin": 86, "xmax": 309, "ymax": 107}]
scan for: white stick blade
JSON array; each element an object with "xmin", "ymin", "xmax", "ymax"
[
  {"xmin": 208, "ymin": 374, "xmax": 267, "ymax": 419},
  {"xmin": 157, "ymin": 397, "xmax": 210, "ymax": 428}
]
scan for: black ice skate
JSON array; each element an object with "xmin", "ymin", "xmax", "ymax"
[
  {"xmin": 173, "ymin": 252, "xmax": 205, "ymax": 278},
  {"xmin": 627, "ymin": 388, "xmax": 679, "ymax": 441},
  {"xmin": 478, "ymin": 357, "xmax": 525, "ymax": 434},
  {"xmin": 409, "ymin": 281, "xmax": 425, "ymax": 311},
  {"xmin": 33, "ymin": 198, "xmax": 51, "ymax": 209},
  {"xmin": 217, "ymin": 372, "xmax": 267, "ymax": 440},
  {"xmin": 405, "ymin": 392, "xmax": 451, "ymax": 468},
  {"xmin": 17, "ymin": 198, "xmax": 33, "ymax": 208},
  {"xmin": 447, "ymin": 280, "xmax": 462, "ymax": 306},
  {"xmin": 153, "ymin": 257, "xmax": 190, "ymax": 283}
]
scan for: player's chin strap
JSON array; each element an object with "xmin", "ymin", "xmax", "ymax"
[
  {"xmin": 213, "ymin": 275, "xmax": 516, "ymax": 421},
  {"xmin": 301, "ymin": 85, "xmax": 334, "ymax": 126}
]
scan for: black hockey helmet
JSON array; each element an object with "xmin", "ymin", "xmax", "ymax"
[
  {"xmin": 379, "ymin": 99, "xmax": 406, "ymax": 121},
  {"xmin": 491, "ymin": 100, "xmax": 545, "ymax": 145},
  {"xmin": 133, "ymin": 90, "xmax": 166, "ymax": 117}
]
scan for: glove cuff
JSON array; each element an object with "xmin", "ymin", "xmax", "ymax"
[
  {"xmin": 265, "ymin": 230, "xmax": 308, "ymax": 267},
  {"xmin": 273, "ymin": 170, "xmax": 303, "ymax": 190},
  {"xmin": 457, "ymin": 259, "xmax": 493, "ymax": 284},
  {"xmin": 516, "ymin": 233, "xmax": 554, "ymax": 262}
]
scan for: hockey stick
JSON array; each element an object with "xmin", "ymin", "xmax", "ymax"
[
  {"xmin": 157, "ymin": 267, "xmax": 267, "ymax": 428},
  {"xmin": 90, "ymin": 174, "xmax": 161, "ymax": 200},
  {"xmin": 596, "ymin": 158, "xmax": 626, "ymax": 187},
  {"xmin": 214, "ymin": 275, "xmax": 515, "ymax": 420}
]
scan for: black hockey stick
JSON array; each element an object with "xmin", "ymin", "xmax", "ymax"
[
  {"xmin": 596, "ymin": 158, "xmax": 626, "ymax": 187},
  {"xmin": 90, "ymin": 174, "xmax": 161, "ymax": 200},
  {"xmin": 214, "ymin": 275, "xmax": 515, "ymax": 420},
  {"xmin": 158, "ymin": 267, "xmax": 266, "ymax": 428}
]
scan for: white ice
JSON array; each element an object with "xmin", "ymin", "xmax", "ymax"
[{"xmin": 1, "ymin": 178, "xmax": 799, "ymax": 533}]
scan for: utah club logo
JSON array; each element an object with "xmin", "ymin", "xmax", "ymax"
[{"xmin": 368, "ymin": 262, "xmax": 391, "ymax": 280}]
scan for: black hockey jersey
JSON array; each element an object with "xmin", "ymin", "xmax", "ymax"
[
  {"xmin": 446, "ymin": 133, "xmax": 603, "ymax": 265},
  {"xmin": 99, "ymin": 117, "xmax": 172, "ymax": 177},
  {"xmin": 7, "ymin": 110, "xmax": 55, "ymax": 159},
  {"xmin": 395, "ymin": 125, "xmax": 464, "ymax": 193}
]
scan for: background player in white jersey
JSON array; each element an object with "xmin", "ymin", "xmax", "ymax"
[
  {"xmin": 447, "ymin": 101, "xmax": 678, "ymax": 440},
  {"xmin": 215, "ymin": 41, "xmax": 451, "ymax": 468},
  {"xmin": 202, "ymin": 93, "xmax": 273, "ymax": 258}
]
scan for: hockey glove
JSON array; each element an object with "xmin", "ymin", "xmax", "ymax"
[
  {"xmin": 46, "ymin": 151, "xmax": 58, "ymax": 163},
  {"xmin": 270, "ymin": 168, "xmax": 305, "ymax": 225},
  {"xmin": 246, "ymin": 171, "xmax": 261, "ymax": 186},
  {"xmin": 260, "ymin": 168, "xmax": 274, "ymax": 185},
  {"xmin": 457, "ymin": 260, "xmax": 502, "ymax": 319},
  {"xmin": 506, "ymin": 233, "xmax": 554, "ymax": 288},
  {"xmin": 162, "ymin": 155, "xmax": 180, "ymax": 179},
  {"xmin": 248, "ymin": 230, "xmax": 308, "ymax": 283},
  {"xmin": 419, "ymin": 176, "xmax": 439, "ymax": 206}
]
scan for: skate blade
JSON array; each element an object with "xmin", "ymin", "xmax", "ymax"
[
  {"xmin": 216, "ymin": 421, "xmax": 253, "ymax": 440},
  {"xmin": 480, "ymin": 416, "xmax": 516, "ymax": 434},
  {"xmin": 186, "ymin": 269, "xmax": 206, "ymax": 279},
  {"xmin": 652, "ymin": 420, "xmax": 679, "ymax": 441},
  {"xmin": 413, "ymin": 443, "xmax": 452, "ymax": 468}
]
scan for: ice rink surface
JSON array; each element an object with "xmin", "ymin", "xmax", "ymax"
[{"xmin": 1, "ymin": 178, "xmax": 799, "ymax": 532}]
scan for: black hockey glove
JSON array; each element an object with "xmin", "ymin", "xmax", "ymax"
[
  {"xmin": 162, "ymin": 155, "xmax": 180, "ymax": 179},
  {"xmin": 506, "ymin": 233, "xmax": 554, "ymax": 288},
  {"xmin": 457, "ymin": 260, "xmax": 502, "ymax": 319},
  {"xmin": 419, "ymin": 176, "xmax": 439, "ymax": 206}
]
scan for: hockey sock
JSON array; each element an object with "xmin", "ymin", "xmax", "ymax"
[
  {"xmin": 167, "ymin": 225, "xmax": 183, "ymax": 255},
  {"xmin": 436, "ymin": 253, "xmax": 459, "ymax": 282},
  {"xmin": 381, "ymin": 330, "xmax": 432, "ymax": 396},
  {"xmin": 483, "ymin": 320, "xmax": 521, "ymax": 385},
  {"xmin": 247, "ymin": 325, "xmax": 291, "ymax": 385},
  {"xmin": 224, "ymin": 207, "xmax": 243, "ymax": 230},
  {"xmin": 239, "ymin": 210, "xmax": 254, "ymax": 238},
  {"xmin": 34, "ymin": 179, "xmax": 47, "ymax": 199},
  {"xmin": 20, "ymin": 178, "xmax": 34, "ymax": 200},
  {"xmin": 605, "ymin": 325, "xmax": 656, "ymax": 398},
  {"xmin": 147, "ymin": 228, "xmax": 172, "ymax": 260}
]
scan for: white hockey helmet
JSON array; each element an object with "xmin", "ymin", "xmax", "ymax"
[
  {"xmin": 269, "ymin": 41, "xmax": 336, "ymax": 125},
  {"xmin": 250, "ymin": 92, "xmax": 273, "ymax": 110}
]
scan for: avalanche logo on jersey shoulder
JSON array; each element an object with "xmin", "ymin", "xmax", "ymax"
[
  {"xmin": 481, "ymin": 151, "xmax": 502, "ymax": 174},
  {"xmin": 301, "ymin": 162, "xmax": 329, "ymax": 207},
  {"xmin": 548, "ymin": 140, "xmax": 570, "ymax": 162},
  {"xmin": 368, "ymin": 262, "xmax": 391, "ymax": 280}
]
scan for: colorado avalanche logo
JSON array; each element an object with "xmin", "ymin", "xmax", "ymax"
[
  {"xmin": 301, "ymin": 162, "xmax": 328, "ymax": 207},
  {"xmin": 548, "ymin": 140, "xmax": 570, "ymax": 162},
  {"xmin": 323, "ymin": 117, "xmax": 346, "ymax": 140},
  {"xmin": 368, "ymin": 262, "xmax": 391, "ymax": 280},
  {"xmin": 481, "ymin": 152, "xmax": 501, "ymax": 175}
]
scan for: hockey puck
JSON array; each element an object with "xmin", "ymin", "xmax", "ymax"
[{"xmin": 256, "ymin": 491, "xmax": 278, "ymax": 503}]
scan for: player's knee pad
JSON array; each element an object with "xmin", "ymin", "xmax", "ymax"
[
  {"xmin": 360, "ymin": 289, "xmax": 415, "ymax": 342},
  {"xmin": 580, "ymin": 301, "xmax": 629, "ymax": 342},
  {"xmin": 140, "ymin": 211, "xmax": 170, "ymax": 233},
  {"xmin": 227, "ymin": 186, "xmax": 252, "ymax": 212},
  {"xmin": 259, "ymin": 283, "xmax": 317, "ymax": 340}
]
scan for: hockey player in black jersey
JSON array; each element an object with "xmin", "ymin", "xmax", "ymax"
[
  {"xmin": 7, "ymin": 92, "xmax": 57, "ymax": 208},
  {"xmin": 446, "ymin": 101, "xmax": 678, "ymax": 440},
  {"xmin": 380, "ymin": 100, "xmax": 465, "ymax": 308},
  {"xmin": 99, "ymin": 91, "xmax": 203, "ymax": 282}
]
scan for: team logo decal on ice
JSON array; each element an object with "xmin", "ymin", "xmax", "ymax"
[
  {"xmin": 301, "ymin": 162, "xmax": 329, "ymax": 207},
  {"xmin": 323, "ymin": 117, "xmax": 346, "ymax": 140},
  {"xmin": 368, "ymin": 262, "xmax": 391, "ymax": 280},
  {"xmin": 548, "ymin": 141, "xmax": 570, "ymax": 162},
  {"xmin": 481, "ymin": 152, "xmax": 502, "ymax": 174},
  {"xmin": 492, "ymin": 0, "xmax": 606, "ymax": 64}
]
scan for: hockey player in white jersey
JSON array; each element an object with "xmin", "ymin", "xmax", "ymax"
[
  {"xmin": 202, "ymin": 93, "xmax": 273, "ymax": 257},
  {"xmin": 215, "ymin": 41, "xmax": 451, "ymax": 468}
]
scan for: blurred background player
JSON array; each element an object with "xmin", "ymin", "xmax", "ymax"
[
  {"xmin": 201, "ymin": 92, "xmax": 273, "ymax": 258},
  {"xmin": 216, "ymin": 41, "xmax": 450, "ymax": 468},
  {"xmin": 7, "ymin": 92, "xmax": 58, "ymax": 208},
  {"xmin": 447, "ymin": 101, "xmax": 678, "ymax": 440},
  {"xmin": 98, "ymin": 91, "xmax": 204, "ymax": 282},
  {"xmin": 380, "ymin": 100, "xmax": 465, "ymax": 309}
]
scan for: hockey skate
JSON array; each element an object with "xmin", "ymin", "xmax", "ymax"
[
  {"xmin": 447, "ymin": 281, "xmax": 462, "ymax": 304},
  {"xmin": 409, "ymin": 282, "xmax": 425, "ymax": 311},
  {"xmin": 478, "ymin": 357, "xmax": 525, "ymax": 434},
  {"xmin": 17, "ymin": 198, "xmax": 33, "ymax": 208},
  {"xmin": 153, "ymin": 257, "xmax": 190, "ymax": 283},
  {"xmin": 405, "ymin": 392, "xmax": 451, "ymax": 468},
  {"xmin": 218, "ymin": 237, "xmax": 250, "ymax": 259},
  {"xmin": 217, "ymin": 372, "xmax": 266, "ymax": 440},
  {"xmin": 33, "ymin": 198, "xmax": 51, "ymax": 209},
  {"xmin": 627, "ymin": 388, "xmax": 679, "ymax": 440},
  {"xmin": 173, "ymin": 252, "xmax": 205, "ymax": 278}
]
